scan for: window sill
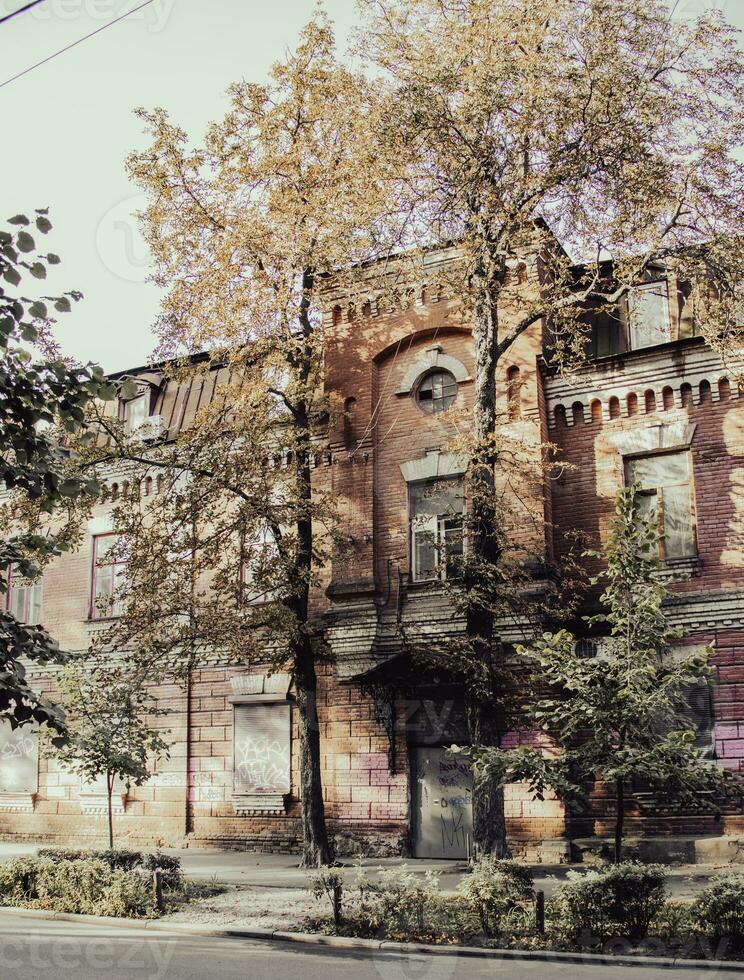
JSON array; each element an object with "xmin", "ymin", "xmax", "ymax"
[
  {"xmin": 232, "ymin": 793, "xmax": 288, "ymax": 816},
  {"xmin": 79, "ymin": 791, "xmax": 127, "ymax": 816},
  {"xmin": 589, "ymin": 335, "xmax": 705, "ymax": 365},
  {"xmin": 0, "ymin": 792, "xmax": 35, "ymax": 812},
  {"xmin": 655, "ymin": 556, "xmax": 701, "ymax": 582},
  {"xmin": 85, "ymin": 615, "xmax": 122, "ymax": 624}
]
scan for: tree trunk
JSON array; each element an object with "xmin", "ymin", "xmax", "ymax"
[
  {"xmin": 291, "ymin": 388, "xmax": 332, "ymax": 868},
  {"xmin": 295, "ymin": 639, "xmax": 332, "ymax": 867},
  {"xmin": 106, "ymin": 771, "xmax": 114, "ymax": 850},
  {"xmin": 614, "ymin": 777, "xmax": 625, "ymax": 864},
  {"xmin": 464, "ymin": 243, "xmax": 509, "ymax": 857}
]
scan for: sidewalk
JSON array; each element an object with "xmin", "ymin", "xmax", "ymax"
[{"xmin": 0, "ymin": 841, "xmax": 729, "ymax": 898}]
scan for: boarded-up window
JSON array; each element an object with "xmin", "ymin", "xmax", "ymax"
[
  {"xmin": 680, "ymin": 678, "xmax": 716, "ymax": 760},
  {"xmin": 233, "ymin": 703, "xmax": 291, "ymax": 796},
  {"xmin": 0, "ymin": 722, "xmax": 38, "ymax": 794},
  {"xmin": 626, "ymin": 451, "xmax": 696, "ymax": 559},
  {"xmin": 628, "ymin": 282, "xmax": 671, "ymax": 350}
]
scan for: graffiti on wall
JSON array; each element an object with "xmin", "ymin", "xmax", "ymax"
[{"xmin": 234, "ymin": 734, "xmax": 290, "ymax": 795}]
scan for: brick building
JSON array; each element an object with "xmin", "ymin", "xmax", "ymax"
[{"xmin": 1, "ymin": 243, "xmax": 742, "ymax": 862}]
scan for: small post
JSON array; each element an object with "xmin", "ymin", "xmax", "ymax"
[
  {"xmin": 153, "ymin": 869, "xmax": 164, "ymax": 914},
  {"xmin": 535, "ymin": 889, "xmax": 545, "ymax": 935}
]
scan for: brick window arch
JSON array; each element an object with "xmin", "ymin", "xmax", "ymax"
[{"xmin": 506, "ymin": 366, "xmax": 522, "ymax": 420}]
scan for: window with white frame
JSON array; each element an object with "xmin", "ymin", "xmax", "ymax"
[
  {"xmin": 233, "ymin": 702, "xmax": 291, "ymax": 797},
  {"xmin": 625, "ymin": 451, "xmax": 696, "ymax": 559},
  {"xmin": 240, "ymin": 527, "xmax": 279, "ymax": 605},
  {"xmin": 0, "ymin": 720, "xmax": 38, "ymax": 795},
  {"xmin": 628, "ymin": 281, "xmax": 671, "ymax": 350},
  {"xmin": 409, "ymin": 478, "xmax": 465, "ymax": 582},
  {"xmin": 126, "ymin": 394, "xmax": 148, "ymax": 433},
  {"xmin": 6, "ymin": 567, "xmax": 42, "ymax": 625},
  {"xmin": 91, "ymin": 533, "xmax": 126, "ymax": 619}
]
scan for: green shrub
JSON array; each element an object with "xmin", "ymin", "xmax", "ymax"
[
  {"xmin": 37, "ymin": 847, "xmax": 144, "ymax": 871},
  {"xmin": 34, "ymin": 848, "xmax": 182, "ymax": 889},
  {"xmin": 550, "ymin": 863, "xmax": 667, "ymax": 944},
  {"xmin": 0, "ymin": 857, "xmax": 43, "ymax": 903},
  {"xmin": 310, "ymin": 867, "xmax": 345, "ymax": 927},
  {"xmin": 458, "ymin": 858, "xmax": 534, "ymax": 938},
  {"xmin": 0, "ymin": 857, "xmax": 156, "ymax": 918},
  {"xmin": 142, "ymin": 852, "xmax": 183, "ymax": 891},
  {"xmin": 370, "ymin": 868, "xmax": 442, "ymax": 940},
  {"xmin": 691, "ymin": 873, "xmax": 744, "ymax": 952},
  {"xmin": 97, "ymin": 849, "xmax": 144, "ymax": 872},
  {"xmin": 37, "ymin": 848, "xmax": 89, "ymax": 863},
  {"xmin": 310, "ymin": 865, "xmax": 470, "ymax": 943}
]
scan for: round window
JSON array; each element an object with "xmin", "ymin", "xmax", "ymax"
[{"xmin": 416, "ymin": 369, "xmax": 457, "ymax": 414}]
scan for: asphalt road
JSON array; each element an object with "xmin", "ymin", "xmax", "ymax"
[{"xmin": 0, "ymin": 914, "xmax": 739, "ymax": 980}]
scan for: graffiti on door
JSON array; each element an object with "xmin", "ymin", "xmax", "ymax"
[{"xmin": 436, "ymin": 756, "xmax": 472, "ymax": 852}]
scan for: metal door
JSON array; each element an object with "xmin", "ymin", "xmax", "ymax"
[{"xmin": 412, "ymin": 746, "xmax": 473, "ymax": 859}]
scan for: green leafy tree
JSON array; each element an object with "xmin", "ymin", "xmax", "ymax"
[
  {"xmin": 469, "ymin": 485, "xmax": 739, "ymax": 863},
  {"xmin": 0, "ymin": 211, "xmax": 113, "ymax": 733},
  {"xmin": 55, "ymin": 656, "xmax": 169, "ymax": 850}
]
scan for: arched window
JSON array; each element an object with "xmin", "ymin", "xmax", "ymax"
[
  {"xmin": 662, "ymin": 386, "xmax": 675, "ymax": 410},
  {"xmin": 110, "ymin": 483, "xmax": 119, "ymax": 501},
  {"xmin": 144, "ymin": 476, "xmax": 153, "ymax": 497},
  {"xmin": 506, "ymin": 366, "xmax": 522, "ymax": 421},
  {"xmin": 609, "ymin": 396, "xmax": 620, "ymax": 419},
  {"xmin": 699, "ymin": 379, "xmax": 711, "ymax": 404},
  {"xmin": 415, "ymin": 370, "xmax": 457, "ymax": 415},
  {"xmin": 554, "ymin": 404, "xmax": 567, "ymax": 427},
  {"xmin": 719, "ymin": 378, "xmax": 731, "ymax": 401},
  {"xmin": 572, "ymin": 402, "xmax": 584, "ymax": 426},
  {"xmin": 590, "ymin": 399, "xmax": 602, "ymax": 424},
  {"xmin": 681, "ymin": 382, "xmax": 693, "ymax": 407},
  {"xmin": 627, "ymin": 393, "xmax": 638, "ymax": 417},
  {"xmin": 331, "ymin": 306, "xmax": 342, "ymax": 326},
  {"xmin": 644, "ymin": 390, "xmax": 656, "ymax": 414}
]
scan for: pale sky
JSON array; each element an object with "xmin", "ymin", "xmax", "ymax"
[{"xmin": 1, "ymin": 0, "xmax": 742, "ymax": 373}]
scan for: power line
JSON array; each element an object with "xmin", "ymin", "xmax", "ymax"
[
  {"xmin": 0, "ymin": 0, "xmax": 155, "ymax": 91},
  {"xmin": 0, "ymin": 1, "xmax": 48, "ymax": 26}
]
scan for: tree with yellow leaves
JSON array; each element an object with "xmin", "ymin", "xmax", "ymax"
[
  {"xmin": 124, "ymin": 15, "xmax": 397, "ymax": 866},
  {"xmin": 360, "ymin": 0, "xmax": 744, "ymax": 856}
]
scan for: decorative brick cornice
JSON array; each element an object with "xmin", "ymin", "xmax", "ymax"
[
  {"xmin": 544, "ymin": 340, "xmax": 742, "ymax": 428},
  {"xmin": 664, "ymin": 589, "xmax": 744, "ymax": 633}
]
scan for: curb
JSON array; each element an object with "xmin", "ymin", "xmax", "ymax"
[{"xmin": 1, "ymin": 905, "xmax": 743, "ymax": 971}]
